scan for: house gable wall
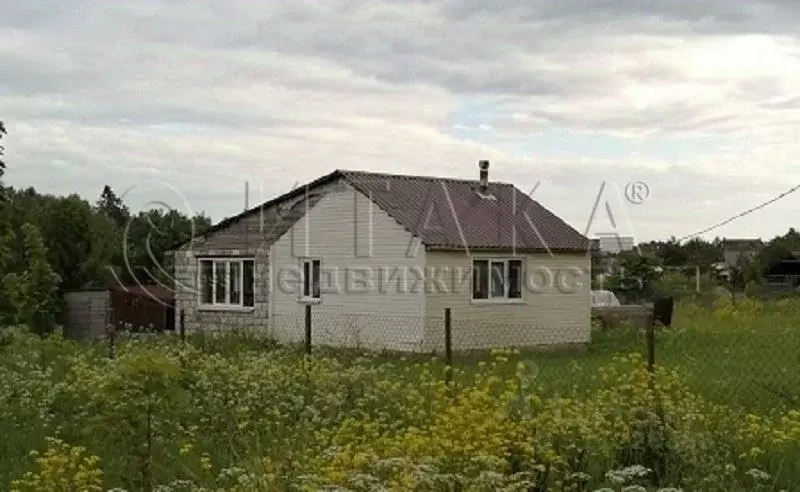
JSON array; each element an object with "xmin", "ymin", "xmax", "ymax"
[
  {"xmin": 269, "ymin": 182, "xmax": 426, "ymax": 351},
  {"xmin": 172, "ymin": 180, "xmax": 341, "ymax": 333}
]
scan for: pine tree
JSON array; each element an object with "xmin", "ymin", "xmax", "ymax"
[
  {"xmin": 0, "ymin": 120, "xmax": 6, "ymax": 178},
  {"xmin": 0, "ymin": 121, "xmax": 7, "ymax": 202},
  {"xmin": 96, "ymin": 185, "xmax": 130, "ymax": 229}
]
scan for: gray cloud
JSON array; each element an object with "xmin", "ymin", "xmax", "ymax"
[
  {"xmin": 2, "ymin": 0, "xmax": 799, "ymax": 242},
  {"xmin": 440, "ymin": 1, "xmax": 799, "ymax": 34}
]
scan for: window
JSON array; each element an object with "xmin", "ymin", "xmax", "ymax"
[
  {"xmin": 301, "ymin": 259, "xmax": 321, "ymax": 301},
  {"xmin": 473, "ymin": 260, "xmax": 488, "ymax": 299},
  {"xmin": 198, "ymin": 258, "xmax": 255, "ymax": 308},
  {"xmin": 243, "ymin": 260, "xmax": 255, "ymax": 306},
  {"xmin": 472, "ymin": 258, "xmax": 523, "ymax": 301}
]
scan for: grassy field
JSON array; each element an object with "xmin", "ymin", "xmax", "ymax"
[
  {"xmin": 510, "ymin": 298, "xmax": 800, "ymax": 412},
  {"xmin": 1, "ymin": 296, "xmax": 799, "ymax": 491},
  {"xmin": 390, "ymin": 295, "xmax": 800, "ymax": 413}
]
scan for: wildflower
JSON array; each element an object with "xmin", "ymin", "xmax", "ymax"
[
  {"xmin": 10, "ymin": 438, "xmax": 103, "ymax": 492},
  {"xmin": 746, "ymin": 468, "xmax": 771, "ymax": 483},
  {"xmin": 179, "ymin": 443, "xmax": 193, "ymax": 457},
  {"xmin": 605, "ymin": 465, "xmax": 651, "ymax": 485}
]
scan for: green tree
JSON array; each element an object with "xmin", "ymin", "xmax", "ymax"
[
  {"xmin": 0, "ymin": 120, "xmax": 6, "ymax": 178},
  {"xmin": 682, "ymin": 237, "xmax": 723, "ymax": 271},
  {"xmin": 757, "ymin": 231, "xmax": 800, "ymax": 274},
  {"xmin": 731, "ymin": 252, "xmax": 763, "ymax": 293},
  {"xmin": 122, "ymin": 209, "xmax": 211, "ymax": 285},
  {"xmin": 639, "ymin": 236, "xmax": 722, "ymax": 273},
  {"xmin": 653, "ymin": 237, "xmax": 689, "ymax": 266},
  {"xmin": 0, "ymin": 121, "xmax": 7, "ymax": 202},
  {"xmin": 85, "ymin": 211, "xmax": 124, "ymax": 288},
  {"xmin": 1, "ymin": 223, "xmax": 61, "ymax": 334},
  {"xmin": 96, "ymin": 185, "xmax": 130, "ymax": 229},
  {"xmin": 604, "ymin": 251, "xmax": 663, "ymax": 303},
  {"xmin": 36, "ymin": 195, "xmax": 97, "ymax": 290},
  {"xmin": 0, "ymin": 188, "xmax": 113, "ymax": 290},
  {"xmin": 0, "ymin": 179, "xmax": 213, "ymax": 326},
  {"xmin": 0, "ymin": 219, "xmax": 14, "ymax": 318}
]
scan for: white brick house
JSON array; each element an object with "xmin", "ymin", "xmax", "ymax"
[{"xmin": 173, "ymin": 162, "xmax": 593, "ymax": 352}]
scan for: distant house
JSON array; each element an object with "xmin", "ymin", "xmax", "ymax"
[
  {"xmin": 764, "ymin": 252, "xmax": 800, "ymax": 291},
  {"xmin": 172, "ymin": 161, "xmax": 592, "ymax": 352},
  {"xmin": 594, "ymin": 233, "xmax": 635, "ymax": 254},
  {"xmin": 722, "ymin": 238, "xmax": 762, "ymax": 267},
  {"xmin": 590, "ymin": 233, "xmax": 636, "ymax": 280}
]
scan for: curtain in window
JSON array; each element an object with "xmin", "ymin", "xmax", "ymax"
[{"xmin": 473, "ymin": 260, "xmax": 488, "ymax": 299}]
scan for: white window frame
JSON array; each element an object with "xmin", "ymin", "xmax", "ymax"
[
  {"xmin": 197, "ymin": 257, "xmax": 255, "ymax": 310},
  {"xmin": 471, "ymin": 257, "xmax": 524, "ymax": 303},
  {"xmin": 300, "ymin": 258, "xmax": 322, "ymax": 303}
]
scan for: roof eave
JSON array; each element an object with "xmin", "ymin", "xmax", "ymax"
[
  {"xmin": 166, "ymin": 169, "xmax": 345, "ymax": 252},
  {"xmin": 424, "ymin": 244, "xmax": 590, "ymax": 254}
]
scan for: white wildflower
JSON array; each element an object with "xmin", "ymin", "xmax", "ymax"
[{"xmin": 746, "ymin": 468, "xmax": 771, "ymax": 483}]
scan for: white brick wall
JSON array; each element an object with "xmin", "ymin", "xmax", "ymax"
[
  {"xmin": 424, "ymin": 250, "xmax": 591, "ymax": 351},
  {"xmin": 269, "ymin": 181, "xmax": 427, "ymax": 351}
]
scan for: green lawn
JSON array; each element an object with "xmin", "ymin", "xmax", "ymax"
[{"xmin": 438, "ymin": 299, "xmax": 800, "ymax": 413}]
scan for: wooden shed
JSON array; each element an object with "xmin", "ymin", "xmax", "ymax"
[
  {"xmin": 63, "ymin": 289, "xmax": 111, "ymax": 340},
  {"xmin": 62, "ymin": 284, "xmax": 175, "ymax": 340}
]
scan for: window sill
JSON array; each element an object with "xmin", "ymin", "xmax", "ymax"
[
  {"xmin": 197, "ymin": 305, "xmax": 256, "ymax": 313},
  {"xmin": 470, "ymin": 298, "xmax": 525, "ymax": 306},
  {"xmin": 298, "ymin": 298, "xmax": 322, "ymax": 305}
]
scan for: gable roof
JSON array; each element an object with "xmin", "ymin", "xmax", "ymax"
[
  {"xmin": 170, "ymin": 170, "xmax": 340, "ymax": 251},
  {"xmin": 722, "ymin": 238, "xmax": 762, "ymax": 250},
  {"xmin": 341, "ymin": 170, "xmax": 589, "ymax": 252},
  {"xmin": 173, "ymin": 169, "xmax": 590, "ymax": 253}
]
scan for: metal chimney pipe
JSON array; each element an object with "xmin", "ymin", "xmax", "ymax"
[
  {"xmin": 244, "ymin": 181, "xmax": 250, "ymax": 211},
  {"xmin": 478, "ymin": 160, "xmax": 489, "ymax": 192}
]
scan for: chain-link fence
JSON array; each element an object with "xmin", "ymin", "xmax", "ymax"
[
  {"xmin": 653, "ymin": 299, "xmax": 800, "ymax": 412},
  {"xmin": 259, "ymin": 306, "xmax": 592, "ymax": 355},
  {"xmin": 150, "ymin": 298, "xmax": 800, "ymax": 414}
]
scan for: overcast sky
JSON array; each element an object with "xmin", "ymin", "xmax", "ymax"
[{"xmin": 3, "ymin": 1, "xmax": 799, "ymax": 243}]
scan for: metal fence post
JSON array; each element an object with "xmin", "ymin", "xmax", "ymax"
[
  {"xmin": 105, "ymin": 303, "xmax": 116, "ymax": 360},
  {"xmin": 304, "ymin": 304, "xmax": 312, "ymax": 355},
  {"xmin": 179, "ymin": 309, "xmax": 186, "ymax": 342},
  {"xmin": 695, "ymin": 265, "xmax": 701, "ymax": 293},
  {"xmin": 646, "ymin": 315, "xmax": 655, "ymax": 373},
  {"xmin": 108, "ymin": 326, "xmax": 116, "ymax": 360},
  {"xmin": 444, "ymin": 308, "xmax": 453, "ymax": 385}
]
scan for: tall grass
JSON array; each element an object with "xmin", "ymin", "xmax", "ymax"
[{"xmin": 0, "ymin": 297, "xmax": 798, "ymax": 491}]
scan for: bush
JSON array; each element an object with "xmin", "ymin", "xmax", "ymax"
[{"xmin": 10, "ymin": 438, "xmax": 103, "ymax": 492}]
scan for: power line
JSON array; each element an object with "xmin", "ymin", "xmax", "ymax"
[{"xmin": 678, "ymin": 183, "xmax": 800, "ymax": 242}]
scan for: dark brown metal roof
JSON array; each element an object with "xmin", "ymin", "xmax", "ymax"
[
  {"xmin": 109, "ymin": 283, "xmax": 175, "ymax": 301},
  {"xmin": 341, "ymin": 170, "xmax": 590, "ymax": 252},
  {"xmin": 169, "ymin": 170, "xmax": 340, "ymax": 251},
  {"xmin": 172, "ymin": 169, "xmax": 590, "ymax": 253}
]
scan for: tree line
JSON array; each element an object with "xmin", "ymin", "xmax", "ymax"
[
  {"xmin": 599, "ymin": 231, "xmax": 800, "ymax": 302},
  {"xmin": 0, "ymin": 122, "xmax": 211, "ymax": 333}
]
